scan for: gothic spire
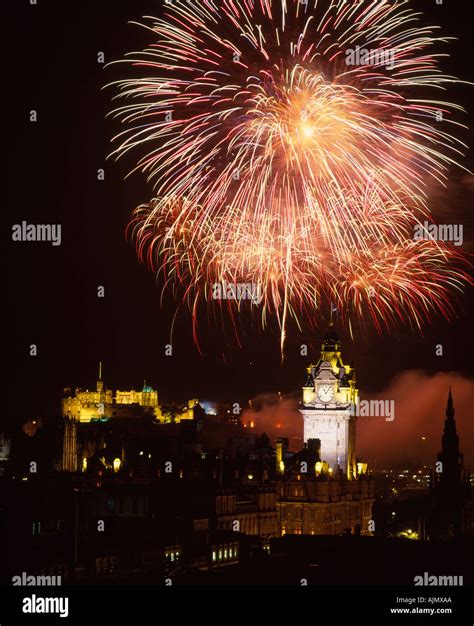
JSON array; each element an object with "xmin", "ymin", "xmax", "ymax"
[
  {"xmin": 442, "ymin": 387, "xmax": 459, "ymax": 453},
  {"xmin": 446, "ymin": 386, "xmax": 454, "ymax": 420}
]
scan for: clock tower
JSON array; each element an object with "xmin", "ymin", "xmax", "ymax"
[{"xmin": 300, "ymin": 326, "xmax": 358, "ymax": 479}]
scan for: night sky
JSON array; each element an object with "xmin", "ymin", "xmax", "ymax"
[{"xmin": 7, "ymin": 0, "xmax": 474, "ymax": 462}]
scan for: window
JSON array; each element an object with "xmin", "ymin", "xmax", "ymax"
[{"xmin": 212, "ymin": 551, "xmax": 217, "ymax": 562}]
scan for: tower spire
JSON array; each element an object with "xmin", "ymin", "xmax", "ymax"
[
  {"xmin": 446, "ymin": 386, "xmax": 454, "ymax": 420},
  {"xmin": 97, "ymin": 361, "xmax": 104, "ymax": 394},
  {"xmin": 429, "ymin": 386, "xmax": 469, "ymax": 539},
  {"xmin": 440, "ymin": 387, "xmax": 461, "ymax": 481}
]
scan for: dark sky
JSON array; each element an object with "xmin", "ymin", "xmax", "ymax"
[{"xmin": 6, "ymin": 0, "xmax": 474, "ymax": 440}]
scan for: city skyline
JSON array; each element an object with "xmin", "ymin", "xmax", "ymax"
[
  {"xmin": 36, "ymin": 333, "xmax": 473, "ymax": 469},
  {"xmin": 5, "ymin": 1, "xmax": 473, "ymax": 624}
]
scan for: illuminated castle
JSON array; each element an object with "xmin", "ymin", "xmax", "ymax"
[
  {"xmin": 60, "ymin": 365, "xmax": 202, "ymax": 471},
  {"xmin": 300, "ymin": 326, "xmax": 358, "ymax": 479},
  {"xmin": 62, "ymin": 363, "xmax": 161, "ymax": 422}
]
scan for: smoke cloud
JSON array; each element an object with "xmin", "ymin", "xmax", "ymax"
[{"xmin": 241, "ymin": 371, "xmax": 474, "ymax": 468}]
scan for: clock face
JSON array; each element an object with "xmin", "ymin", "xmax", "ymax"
[{"xmin": 318, "ymin": 384, "xmax": 334, "ymax": 403}]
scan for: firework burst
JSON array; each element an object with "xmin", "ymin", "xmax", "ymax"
[{"xmin": 107, "ymin": 0, "xmax": 472, "ymax": 351}]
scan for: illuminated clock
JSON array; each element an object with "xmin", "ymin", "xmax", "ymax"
[{"xmin": 318, "ymin": 384, "xmax": 334, "ymax": 403}]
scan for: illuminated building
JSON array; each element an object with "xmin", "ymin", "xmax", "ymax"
[
  {"xmin": 115, "ymin": 385, "xmax": 159, "ymax": 410},
  {"xmin": 62, "ymin": 363, "xmax": 112, "ymax": 422},
  {"xmin": 210, "ymin": 540, "xmax": 239, "ymax": 567},
  {"xmin": 276, "ymin": 438, "xmax": 374, "ymax": 536},
  {"xmin": 215, "ymin": 487, "xmax": 278, "ymax": 539},
  {"xmin": 59, "ymin": 367, "xmax": 207, "ymax": 471},
  {"xmin": 62, "ymin": 364, "xmax": 161, "ymax": 422},
  {"xmin": 277, "ymin": 328, "xmax": 374, "ymax": 536},
  {"xmin": 60, "ymin": 365, "xmax": 162, "ymax": 472},
  {"xmin": 174, "ymin": 399, "xmax": 200, "ymax": 422},
  {"xmin": 300, "ymin": 326, "xmax": 358, "ymax": 478}
]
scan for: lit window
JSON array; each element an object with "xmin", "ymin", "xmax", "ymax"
[
  {"xmin": 218, "ymin": 550, "xmax": 222, "ymax": 560},
  {"xmin": 229, "ymin": 548, "xmax": 233, "ymax": 558},
  {"xmin": 224, "ymin": 549, "xmax": 228, "ymax": 559},
  {"xmin": 170, "ymin": 553, "xmax": 175, "ymax": 562},
  {"xmin": 212, "ymin": 551, "xmax": 217, "ymax": 562}
]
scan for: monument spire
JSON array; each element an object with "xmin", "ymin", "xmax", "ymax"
[{"xmin": 97, "ymin": 361, "xmax": 104, "ymax": 394}]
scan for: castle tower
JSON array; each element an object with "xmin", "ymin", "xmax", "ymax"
[{"xmin": 299, "ymin": 326, "xmax": 358, "ymax": 479}]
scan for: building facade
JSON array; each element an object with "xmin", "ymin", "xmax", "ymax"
[
  {"xmin": 216, "ymin": 486, "xmax": 278, "ymax": 539},
  {"xmin": 62, "ymin": 364, "xmax": 161, "ymax": 423},
  {"xmin": 276, "ymin": 438, "xmax": 374, "ymax": 536},
  {"xmin": 300, "ymin": 326, "xmax": 358, "ymax": 478},
  {"xmin": 277, "ymin": 328, "xmax": 374, "ymax": 536}
]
